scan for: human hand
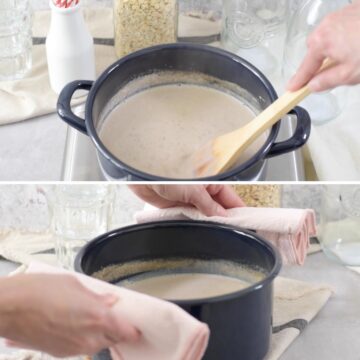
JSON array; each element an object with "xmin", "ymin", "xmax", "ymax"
[
  {"xmin": 129, "ymin": 185, "xmax": 245, "ymax": 216},
  {"xmin": 0, "ymin": 274, "xmax": 139, "ymax": 357},
  {"xmin": 287, "ymin": 1, "xmax": 360, "ymax": 92}
]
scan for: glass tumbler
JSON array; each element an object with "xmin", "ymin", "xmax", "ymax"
[
  {"xmin": 283, "ymin": 0, "xmax": 350, "ymax": 125},
  {"xmin": 0, "ymin": 0, "xmax": 33, "ymax": 81},
  {"xmin": 50, "ymin": 185, "xmax": 113, "ymax": 270},
  {"xmin": 221, "ymin": 0, "xmax": 288, "ymax": 76},
  {"xmin": 320, "ymin": 186, "xmax": 360, "ymax": 266}
]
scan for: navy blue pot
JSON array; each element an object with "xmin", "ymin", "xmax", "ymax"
[
  {"xmin": 57, "ymin": 43, "xmax": 311, "ymax": 181},
  {"xmin": 75, "ymin": 220, "xmax": 282, "ymax": 360}
]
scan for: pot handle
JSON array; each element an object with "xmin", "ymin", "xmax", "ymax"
[
  {"xmin": 57, "ymin": 80, "xmax": 94, "ymax": 135},
  {"xmin": 266, "ymin": 106, "xmax": 311, "ymax": 158}
]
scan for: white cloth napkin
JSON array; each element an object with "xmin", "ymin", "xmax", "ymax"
[
  {"xmin": 0, "ymin": 230, "xmax": 56, "ymax": 265},
  {"xmin": 135, "ymin": 207, "xmax": 317, "ymax": 265},
  {"xmin": 25, "ymin": 262, "xmax": 210, "ymax": 360},
  {"xmin": 349, "ymin": 266, "xmax": 360, "ymax": 275},
  {"xmin": 266, "ymin": 277, "xmax": 332, "ymax": 360},
  {"xmin": 305, "ymin": 87, "xmax": 360, "ymax": 181}
]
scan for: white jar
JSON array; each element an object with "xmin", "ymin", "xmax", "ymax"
[{"xmin": 46, "ymin": 0, "xmax": 96, "ymax": 95}]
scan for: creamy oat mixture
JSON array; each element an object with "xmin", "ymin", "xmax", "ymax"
[
  {"xmin": 99, "ymin": 84, "xmax": 265, "ymax": 178},
  {"xmin": 120, "ymin": 273, "xmax": 251, "ymax": 300}
]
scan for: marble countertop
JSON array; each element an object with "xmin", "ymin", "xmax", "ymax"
[
  {"xmin": 1, "ymin": 252, "xmax": 360, "ymax": 359},
  {"xmin": 0, "ymin": 113, "xmax": 68, "ymax": 181}
]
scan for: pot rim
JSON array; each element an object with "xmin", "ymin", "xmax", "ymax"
[
  {"xmin": 74, "ymin": 220, "xmax": 282, "ymax": 305},
  {"xmin": 84, "ymin": 43, "xmax": 280, "ymax": 181}
]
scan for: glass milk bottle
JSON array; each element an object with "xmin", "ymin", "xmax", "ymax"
[{"xmin": 46, "ymin": 0, "xmax": 96, "ymax": 95}]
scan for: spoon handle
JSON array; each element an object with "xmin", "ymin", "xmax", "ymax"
[{"xmin": 228, "ymin": 58, "xmax": 336, "ymax": 150}]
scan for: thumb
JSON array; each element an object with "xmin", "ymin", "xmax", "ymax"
[
  {"xmin": 104, "ymin": 309, "xmax": 141, "ymax": 343},
  {"xmin": 97, "ymin": 293, "xmax": 141, "ymax": 343}
]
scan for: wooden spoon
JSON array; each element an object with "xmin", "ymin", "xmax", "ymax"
[{"xmin": 193, "ymin": 58, "xmax": 334, "ymax": 177}]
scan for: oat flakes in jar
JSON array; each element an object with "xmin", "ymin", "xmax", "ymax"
[
  {"xmin": 114, "ymin": 0, "xmax": 178, "ymax": 58},
  {"xmin": 232, "ymin": 185, "xmax": 281, "ymax": 208}
]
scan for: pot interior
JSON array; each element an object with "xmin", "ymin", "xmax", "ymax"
[
  {"xmin": 94, "ymin": 257, "xmax": 267, "ymax": 301},
  {"xmin": 77, "ymin": 221, "xmax": 280, "ymax": 302},
  {"xmin": 89, "ymin": 46, "xmax": 279, "ymax": 179}
]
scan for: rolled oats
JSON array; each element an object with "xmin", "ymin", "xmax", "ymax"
[
  {"xmin": 232, "ymin": 185, "xmax": 281, "ymax": 208},
  {"xmin": 114, "ymin": 0, "xmax": 178, "ymax": 58}
]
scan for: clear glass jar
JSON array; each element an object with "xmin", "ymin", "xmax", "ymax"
[
  {"xmin": 179, "ymin": 0, "xmax": 222, "ymax": 20},
  {"xmin": 221, "ymin": 0, "xmax": 288, "ymax": 76},
  {"xmin": 320, "ymin": 186, "xmax": 360, "ymax": 266},
  {"xmin": 48, "ymin": 185, "xmax": 113, "ymax": 270},
  {"xmin": 289, "ymin": 0, "xmax": 305, "ymax": 18},
  {"xmin": 178, "ymin": 0, "xmax": 222, "ymax": 41},
  {"xmin": 232, "ymin": 185, "xmax": 281, "ymax": 208},
  {"xmin": 222, "ymin": 0, "xmax": 288, "ymax": 47},
  {"xmin": 0, "ymin": 0, "xmax": 33, "ymax": 81},
  {"xmin": 114, "ymin": 0, "xmax": 178, "ymax": 58},
  {"xmin": 283, "ymin": 0, "xmax": 350, "ymax": 125}
]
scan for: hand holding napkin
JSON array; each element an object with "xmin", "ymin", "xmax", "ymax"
[
  {"xmin": 25, "ymin": 262, "xmax": 209, "ymax": 360},
  {"xmin": 3, "ymin": 261, "xmax": 332, "ymax": 360},
  {"xmin": 135, "ymin": 207, "xmax": 317, "ymax": 265}
]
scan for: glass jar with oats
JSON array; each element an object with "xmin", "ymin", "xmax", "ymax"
[
  {"xmin": 232, "ymin": 185, "xmax": 281, "ymax": 208},
  {"xmin": 114, "ymin": 0, "xmax": 178, "ymax": 58}
]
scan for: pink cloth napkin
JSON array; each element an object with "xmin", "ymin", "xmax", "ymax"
[
  {"xmin": 25, "ymin": 262, "xmax": 210, "ymax": 360},
  {"xmin": 135, "ymin": 207, "xmax": 317, "ymax": 265}
]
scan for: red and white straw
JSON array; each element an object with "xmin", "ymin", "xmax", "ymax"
[{"xmin": 53, "ymin": 0, "xmax": 79, "ymax": 8}]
